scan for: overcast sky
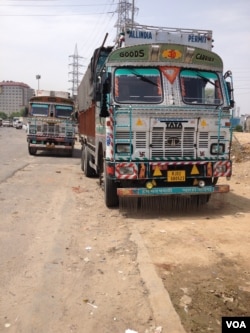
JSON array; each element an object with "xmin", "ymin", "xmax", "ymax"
[{"xmin": 1, "ymin": 0, "xmax": 249, "ymax": 115}]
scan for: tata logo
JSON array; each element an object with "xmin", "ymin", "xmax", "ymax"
[
  {"xmin": 166, "ymin": 136, "xmax": 180, "ymax": 146},
  {"xmin": 164, "ymin": 121, "xmax": 183, "ymax": 129}
]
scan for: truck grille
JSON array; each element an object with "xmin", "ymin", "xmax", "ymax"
[
  {"xmin": 42, "ymin": 124, "xmax": 60, "ymax": 135},
  {"xmin": 151, "ymin": 126, "xmax": 195, "ymax": 158},
  {"xmin": 116, "ymin": 127, "xmax": 197, "ymax": 159}
]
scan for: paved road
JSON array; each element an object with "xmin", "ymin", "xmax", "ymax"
[
  {"xmin": 0, "ymin": 127, "xmax": 81, "ymax": 182},
  {"xmin": 0, "ymin": 127, "xmax": 184, "ymax": 333}
]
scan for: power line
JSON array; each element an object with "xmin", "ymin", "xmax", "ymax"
[
  {"xmin": 0, "ymin": 3, "xmax": 117, "ymax": 6},
  {"xmin": 0, "ymin": 1, "xmax": 117, "ymax": 16},
  {"xmin": 0, "ymin": 13, "xmax": 114, "ymax": 16},
  {"xmin": 78, "ymin": 0, "xmax": 116, "ymax": 64}
]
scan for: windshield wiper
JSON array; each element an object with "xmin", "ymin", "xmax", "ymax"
[
  {"xmin": 195, "ymin": 71, "xmax": 216, "ymax": 86},
  {"xmin": 130, "ymin": 70, "xmax": 158, "ymax": 87}
]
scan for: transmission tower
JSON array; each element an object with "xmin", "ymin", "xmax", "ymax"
[
  {"xmin": 115, "ymin": 0, "xmax": 138, "ymax": 39},
  {"xmin": 68, "ymin": 44, "xmax": 84, "ymax": 99}
]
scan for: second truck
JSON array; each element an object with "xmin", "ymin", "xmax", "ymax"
[{"xmin": 27, "ymin": 90, "xmax": 76, "ymax": 156}]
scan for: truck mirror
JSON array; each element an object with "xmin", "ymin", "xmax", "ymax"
[
  {"xmin": 95, "ymin": 85, "xmax": 101, "ymax": 101},
  {"xmin": 102, "ymin": 76, "xmax": 111, "ymax": 94},
  {"xmin": 230, "ymin": 99, "xmax": 235, "ymax": 108},
  {"xmin": 224, "ymin": 71, "xmax": 235, "ymax": 108},
  {"xmin": 226, "ymin": 82, "xmax": 235, "ymax": 108},
  {"xmin": 100, "ymin": 92, "xmax": 109, "ymax": 118},
  {"xmin": 99, "ymin": 76, "xmax": 111, "ymax": 117}
]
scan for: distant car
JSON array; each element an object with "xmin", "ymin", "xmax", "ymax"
[
  {"xmin": 13, "ymin": 118, "xmax": 20, "ymax": 127},
  {"xmin": 15, "ymin": 121, "xmax": 23, "ymax": 129},
  {"xmin": 2, "ymin": 120, "xmax": 11, "ymax": 127}
]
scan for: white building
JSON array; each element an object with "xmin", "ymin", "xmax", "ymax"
[{"xmin": 0, "ymin": 81, "xmax": 34, "ymax": 116}]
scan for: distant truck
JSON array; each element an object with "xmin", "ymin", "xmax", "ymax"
[
  {"xmin": 77, "ymin": 24, "xmax": 235, "ymax": 207},
  {"xmin": 244, "ymin": 115, "xmax": 250, "ymax": 132},
  {"xmin": 27, "ymin": 90, "xmax": 76, "ymax": 156}
]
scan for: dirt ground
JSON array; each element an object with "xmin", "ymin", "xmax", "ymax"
[
  {"xmin": 0, "ymin": 130, "xmax": 249, "ymax": 333},
  {"xmin": 142, "ymin": 132, "xmax": 250, "ymax": 333}
]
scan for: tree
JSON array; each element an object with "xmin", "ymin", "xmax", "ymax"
[
  {"xmin": 0, "ymin": 112, "xmax": 8, "ymax": 120},
  {"xmin": 234, "ymin": 124, "xmax": 243, "ymax": 132}
]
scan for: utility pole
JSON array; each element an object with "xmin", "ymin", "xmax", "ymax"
[
  {"xmin": 36, "ymin": 74, "xmax": 41, "ymax": 93},
  {"xmin": 115, "ymin": 0, "xmax": 138, "ymax": 39},
  {"xmin": 68, "ymin": 44, "xmax": 84, "ymax": 99}
]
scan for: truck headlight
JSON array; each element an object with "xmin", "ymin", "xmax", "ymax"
[
  {"xmin": 116, "ymin": 144, "xmax": 132, "ymax": 154},
  {"xmin": 119, "ymin": 166, "xmax": 134, "ymax": 175},
  {"xmin": 29, "ymin": 126, "xmax": 36, "ymax": 134},
  {"xmin": 210, "ymin": 143, "xmax": 225, "ymax": 155},
  {"xmin": 215, "ymin": 164, "xmax": 227, "ymax": 173}
]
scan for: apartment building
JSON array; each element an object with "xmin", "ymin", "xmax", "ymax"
[{"xmin": 0, "ymin": 81, "xmax": 34, "ymax": 116}]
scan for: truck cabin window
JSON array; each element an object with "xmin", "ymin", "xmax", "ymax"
[
  {"xmin": 31, "ymin": 103, "xmax": 49, "ymax": 116},
  {"xmin": 114, "ymin": 68, "xmax": 163, "ymax": 104},
  {"xmin": 55, "ymin": 105, "xmax": 73, "ymax": 118},
  {"xmin": 180, "ymin": 70, "xmax": 223, "ymax": 106}
]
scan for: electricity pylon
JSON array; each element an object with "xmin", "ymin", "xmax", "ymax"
[{"xmin": 68, "ymin": 44, "xmax": 84, "ymax": 99}]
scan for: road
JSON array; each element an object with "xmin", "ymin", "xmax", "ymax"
[{"xmin": 0, "ymin": 127, "xmax": 250, "ymax": 333}]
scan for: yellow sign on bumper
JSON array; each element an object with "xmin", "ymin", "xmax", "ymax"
[{"xmin": 167, "ymin": 170, "xmax": 186, "ymax": 182}]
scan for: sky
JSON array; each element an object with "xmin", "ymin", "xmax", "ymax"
[{"xmin": 1, "ymin": 0, "xmax": 250, "ymax": 115}]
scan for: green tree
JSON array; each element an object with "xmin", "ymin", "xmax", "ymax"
[
  {"xmin": 0, "ymin": 112, "xmax": 8, "ymax": 119},
  {"xmin": 234, "ymin": 124, "xmax": 243, "ymax": 132},
  {"xmin": 20, "ymin": 107, "xmax": 28, "ymax": 117}
]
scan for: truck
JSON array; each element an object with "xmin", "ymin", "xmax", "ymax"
[
  {"xmin": 27, "ymin": 90, "xmax": 76, "ymax": 156},
  {"xmin": 77, "ymin": 24, "xmax": 235, "ymax": 208},
  {"xmin": 244, "ymin": 115, "xmax": 250, "ymax": 132}
]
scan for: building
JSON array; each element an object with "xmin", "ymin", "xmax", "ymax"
[{"xmin": 0, "ymin": 81, "xmax": 34, "ymax": 116}]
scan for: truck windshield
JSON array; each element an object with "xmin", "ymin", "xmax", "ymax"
[
  {"xmin": 55, "ymin": 105, "xmax": 73, "ymax": 118},
  {"xmin": 31, "ymin": 103, "xmax": 49, "ymax": 116},
  {"xmin": 180, "ymin": 70, "xmax": 223, "ymax": 106},
  {"xmin": 114, "ymin": 68, "xmax": 163, "ymax": 104}
]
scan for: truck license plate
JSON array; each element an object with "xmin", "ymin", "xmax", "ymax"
[{"xmin": 167, "ymin": 170, "xmax": 185, "ymax": 182}]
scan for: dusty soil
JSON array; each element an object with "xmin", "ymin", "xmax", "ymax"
[
  {"xmin": 141, "ymin": 132, "xmax": 250, "ymax": 333},
  {"xmin": 0, "ymin": 131, "xmax": 249, "ymax": 333}
]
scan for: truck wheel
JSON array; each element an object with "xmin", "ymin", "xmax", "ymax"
[
  {"xmin": 68, "ymin": 147, "xmax": 74, "ymax": 157},
  {"xmin": 28, "ymin": 145, "xmax": 37, "ymax": 155},
  {"xmin": 104, "ymin": 163, "xmax": 119, "ymax": 208},
  {"xmin": 84, "ymin": 147, "xmax": 95, "ymax": 177}
]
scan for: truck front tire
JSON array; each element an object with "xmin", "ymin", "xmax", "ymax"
[
  {"xmin": 84, "ymin": 147, "xmax": 96, "ymax": 177},
  {"xmin": 28, "ymin": 145, "xmax": 37, "ymax": 155},
  {"xmin": 104, "ymin": 163, "xmax": 119, "ymax": 208}
]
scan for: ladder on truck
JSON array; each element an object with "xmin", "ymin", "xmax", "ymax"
[
  {"xmin": 113, "ymin": 105, "xmax": 133, "ymax": 161},
  {"xmin": 217, "ymin": 107, "xmax": 232, "ymax": 160}
]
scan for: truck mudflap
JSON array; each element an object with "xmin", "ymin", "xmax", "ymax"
[{"xmin": 117, "ymin": 184, "xmax": 229, "ymax": 197}]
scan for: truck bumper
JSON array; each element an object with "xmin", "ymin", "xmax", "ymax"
[
  {"xmin": 29, "ymin": 143, "xmax": 73, "ymax": 150},
  {"xmin": 27, "ymin": 136, "xmax": 75, "ymax": 150},
  {"xmin": 117, "ymin": 184, "xmax": 229, "ymax": 197}
]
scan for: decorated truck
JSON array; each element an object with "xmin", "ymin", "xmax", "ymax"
[
  {"xmin": 27, "ymin": 90, "xmax": 76, "ymax": 156},
  {"xmin": 77, "ymin": 24, "xmax": 234, "ymax": 208}
]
